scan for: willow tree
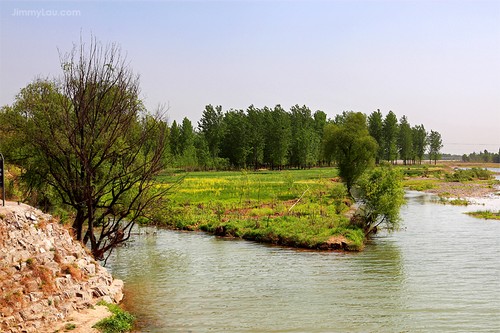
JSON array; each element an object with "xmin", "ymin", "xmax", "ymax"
[
  {"xmin": 352, "ymin": 165, "xmax": 405, "ymax": 236},
  {"xmin": 7, "ymin": 37, "xmax": 169, "ymax": 259},
  {"xmin": 324, "ymin": 112, "xmax": 378, "ymax": 193}
]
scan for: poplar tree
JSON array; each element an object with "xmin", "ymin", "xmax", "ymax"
[
  {"xmin": 367, "ymin": 109, "xmax": 384, "ymax": 164},
  {"xmin": 411, "ymin": 124, "xmax": 428, "ymax": 164},
  {"xmin": 198, "ymin": 105, "xmax": 225, "ymax": 160},
  {"xmin": 398, "ymin": 115, "xmax": 413, "ymax": 165},
  {"xmin": 383, "ymin": 111, "xmax": 399, "ymax": 163},
  {"xmin": 428, "ymin": 130, "xmax": 443, "ymax": 164}
]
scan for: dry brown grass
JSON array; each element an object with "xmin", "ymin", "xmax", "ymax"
[
  {"xmin": 36, "ymin": 218, "xmax": 48, "ymax": 230},
  {"xmin": 53, "ymin": 249, "xmax": 62, "ymax": 264},
  {"xmin": 32, "ymin": 265, "xmax": 56, "ymax": 294},
  {"xmin": 0, "ymin": 289, "xmax": 25, "ymax": 310},
  {"xmin": 60, "ymin": 264, "xmax": 85, "ymax": 281},
  {"xmin": 0, "ymin": 221, "xmax": 7, "ymax": 247}
]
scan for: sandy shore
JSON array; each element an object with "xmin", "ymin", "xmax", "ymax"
[
  {"xmin": 424, "ymin": 181, "xmax": 500, "ymax": 198},
  {"xmin": 45, "ymin": 305, "xmax": 112, "ymax": 333}
]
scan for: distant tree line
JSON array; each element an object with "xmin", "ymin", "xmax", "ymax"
[
  {"xmin": 0, "ymin": 35, "xmax": 433, "ymax": 258},
  {"xmin": 166, "ymin": 106, "xmax": 443, "ymax": 170},
  {"xmin": 462, "ymin": 149, "xmax": 500, "ymax": 163}
]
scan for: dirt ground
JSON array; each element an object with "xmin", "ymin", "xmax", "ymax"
[
  {"xmin": 45, "ymin": 305, "xmax": 111, "ymax": 333},
  {"xmin": 425, "ymin": 181, "xmax": 500, "ymax": 198}
]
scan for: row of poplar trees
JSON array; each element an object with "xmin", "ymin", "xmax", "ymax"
[{"xmin": 168, "ymin": 106, "xmax": 443, "ymax": 170}]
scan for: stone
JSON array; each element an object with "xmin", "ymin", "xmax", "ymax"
[
  {"xmin": 77, "ymin": 258, "xmax": 89, "ymax": 268},
  {"xmin": 0, "ymin": 205, "xmax": 125, "ymax": 333},
  {"xmin": 84, "ymin": 263, "xmax": 96, "ymax": 275},
  {"xmin": 28, "ymin": 292, "xmax": 44, "ymax": 302},
  {"xmin": 2, "ymin": 316, "xmax": 17, "ymax": 327},
  {"xmin": 92, "ymin": 286, "xmax": 109, "ymax": 297},
  {"xmin": 101, "ymin": 295, "xmax": 113, "ymax": 304},
  {"xmin": 55, "ymin": 277, "xmax": 70, "ymax": 290},
  {"xmin": 11, "ymin": 218, "xmax": 23, "ymax": 229},
  {"xmin": 24, "ymin": 280, "xmax": 39, "ymax": 293},
  {"xmin": 64, "ymin": 255, "xmax": 76, "ymax": 263},
  {"xmin": 25, "ymin": 211, "xmax": 38, "ymax": 222},
  {"xmin": 111, "ymin": 279, "xmax": 124, "ymax": 303}
]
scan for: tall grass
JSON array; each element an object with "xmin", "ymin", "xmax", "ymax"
[{"xmin": 149, "ymin": 168, "xmax": 364, "ymax": 250}]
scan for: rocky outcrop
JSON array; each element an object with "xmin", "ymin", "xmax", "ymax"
[{"xmin": 0, "ymin": 203, "xmax": 123, "ymax": 333}]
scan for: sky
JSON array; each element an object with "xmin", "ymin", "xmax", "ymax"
[{"xmin": 0, "ymin": 0, "xmax": 499, "ymax": 155}]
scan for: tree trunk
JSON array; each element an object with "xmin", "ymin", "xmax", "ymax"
[{"xmin": 72, "ymin": 209, "xmax": 85, "ymax": 241}]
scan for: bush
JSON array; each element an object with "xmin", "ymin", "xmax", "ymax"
[
  {"xmin": 446, "ymin": 168, "xmax": 493, "ymax": 182},
  {"xmin": 93, "ymin": 302, "xmax": 134, "ymax": 333},
  {"xmin": 353, "ymin": 166, "xmax": 405, "ymax": 235}
]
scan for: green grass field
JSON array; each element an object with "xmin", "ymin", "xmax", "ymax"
[
  {"xmin": 149, "ymin": 168, "xmax": 364, "ymax": 251},
  {"xmin": 145, "ymin": 163, "xmax": 499, "ymax": 249}
]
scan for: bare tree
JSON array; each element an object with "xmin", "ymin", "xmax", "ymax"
[{"xmin": 10, "ymin": 36, "xmax": 170, "ymax": 259}]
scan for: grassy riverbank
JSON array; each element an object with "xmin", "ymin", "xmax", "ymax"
[
  {"xmin": 145, "ymin": 163, "xmax": 500, "ymax": 248},
  {"xmin": 149, "ymin": 168, "xmax": 364, "ymax": 250},
  {"xmin": 400, "ymin": 163, "xmax": 499, "ymax": 199}
]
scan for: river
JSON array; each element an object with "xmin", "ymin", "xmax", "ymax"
[{"xmin": 107, "ymin": 189, "xmax": 500, "ymax": 332}]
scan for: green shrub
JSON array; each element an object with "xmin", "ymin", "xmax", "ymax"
[
  {"xmin": 446, "ymin": 168, "xmax": 493, "ymax": 182},
  {"xmin": 93, "ymin": 301, "xmax": 134, "ymax": 333},
  {"xmin": 465, "ymin": 210, "xmax": 500, "ymax": 220},
  {"xmin": 342, "ymin": 228, "xmax": 365, "ymax": 250},
  {"xmin": 64, "ymin": 323, "xmax": 76, "ymax": 331},
  {"xmin": 438, "ymin": 197, "xmax": 470, "ymax": 206}
]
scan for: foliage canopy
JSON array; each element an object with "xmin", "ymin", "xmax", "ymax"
[{"xmin": 323, "ymin": 112, "xmax": 378, "ymax": 192}]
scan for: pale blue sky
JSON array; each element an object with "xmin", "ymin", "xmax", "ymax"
[{"xmin": 1, "ymin": 0, "xmax": 499, "ymax": 155}]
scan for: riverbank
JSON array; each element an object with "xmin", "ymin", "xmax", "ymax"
[
  {"xmin": 148, "ymin": 164, "xmax": 499, "ymax": 250},
  {"xmin": 405, "ymin": 177, "xmax": 499, "ymax": 198},
  {"xmin": 151, "ymin": 168, "xmax": 364, "ymax": 251},
  {"xmin": 402, "ymin": 162, "xmax": 500, "ymax": 199},
  {"xmin": 0, "ymin": 202, "xmax": 124, "ymax": 333}
]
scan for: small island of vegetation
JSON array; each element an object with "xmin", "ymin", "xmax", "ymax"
[{"xmin": 465, "ymin": 210, "xmax": 500, "ymax": 221}]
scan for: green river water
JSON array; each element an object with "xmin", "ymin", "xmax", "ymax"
[{"xmin": 107, "ymin": 188, "xmax": 500, "ymax": 332}]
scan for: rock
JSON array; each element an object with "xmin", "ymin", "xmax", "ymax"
[
  {"xmin": 77, "ymin": 258, "xmax": 88, "ymax": 268},
  {"xmin": 101, "ymin": 295, "xmax": 113, "ymax": 304},
  {"xmin": 64, "ymin": 255, "xmax": 76, "ymax": 263},
  {"xmin": 2, "ymin": 316, "xmax": 17, "ymax": 327},
  {"xmin": 75, "ymin": 291, "xmax": 91, "ymax": 301},
  {"xmin": 11, "ymin": 218, "xmax": 23, "ymax": 229},
  {"xmin": 55, "ymin": 277, "xmax": 70, "ymax": 290},
  {"xmin": 25, "ymin": 211, "xmax": 39, "ymax": 223},
  {"xmin": 0, "ymin": 204, "xmax": 125, "ymax": 333},
  {"xmin": 92, "ymin": 286, "xmax": 109, "ymax": 297},
  {"xmin": 84, "ymin": 263, "xmax": 96, "ymax": 275},
  {"xmin": 111, "ymin": 279, "xmax": 124, "ymax": 303}
]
